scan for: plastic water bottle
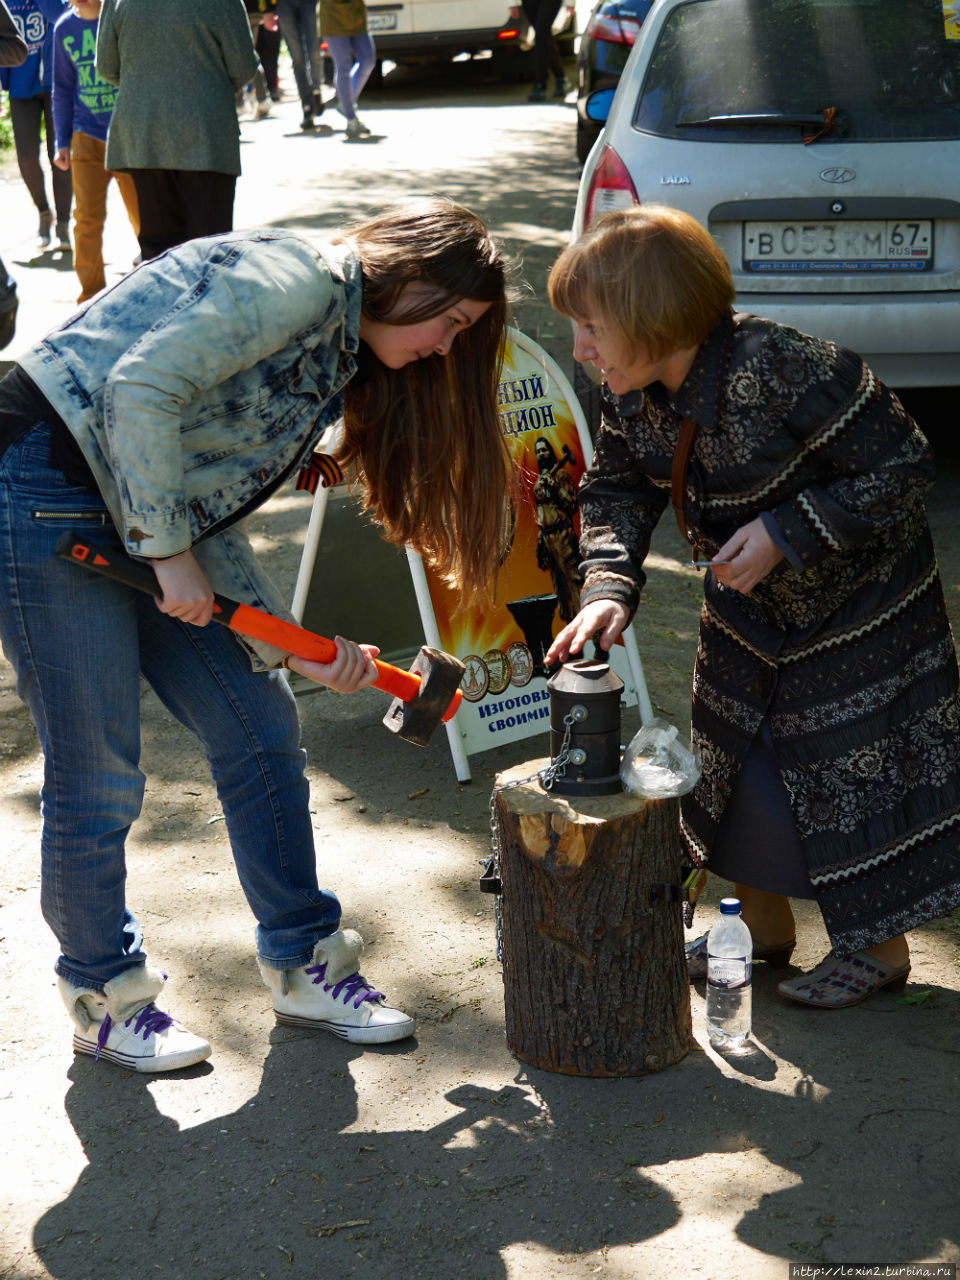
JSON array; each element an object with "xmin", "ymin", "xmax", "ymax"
[{"xmin": 705, "ymin": 898, "xmax": 753, "ymax": 1051}]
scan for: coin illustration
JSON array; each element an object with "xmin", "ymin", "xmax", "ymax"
[
  {"xmin": 482, "ymin": 648, "xmax": 511, "ymax": 695},
  {"xmin": 460, "ymin": 654, "xmax": 489, "ymax": 702},
  {"xmin": 506, "ymin": 641, "xmax": 534, "ymax": 687}
]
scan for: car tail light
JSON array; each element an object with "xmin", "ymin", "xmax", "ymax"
[
  {"xmin": 586, "ymin": 12, "xmax": 643, "ymax": 44},
  {"xmin": 584, "ymin": 145, "xmax": 638, "ymax": 226},
  {"xmin": 498, "ymin": 27, "xmax": 520, "ymax": 39}
]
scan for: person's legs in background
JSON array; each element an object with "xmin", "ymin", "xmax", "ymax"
[
  {"xmin": 9, "ymin": 95, "xmax": 57, "ymax": 246},
  {"xmin": 70, "ymin": 133, "xmax": 140, "ymax": 301},
  {"xmin": 69, "ymin": 131, "xmax": 111, "ymax": 302},
  {"xmin": 176, "ymin": 171, "xmax": 236, "ymax": 241},
  {"xmin": 326, "ymin": 34, "xmax": 376, "ymax": 137},
  {"xmin": 276, "ymin": 0, "xmax": 323, "ymax": 129},
  {"xmin": 257, "ymin": 17, "xmax": 282, "ymax": 100},
  {"xmin": 129, "ymin": 168, "xmax": 236, "ymax": 260},
  {"xmin": 41, "ymin": 92, "xmax": 73, "ymax": 246},
  {"xmin": 129, "ymin": 169, "xmax": 185, "ymax": 260},
  {"xmin": 109, "ymin": 166, "xmax": 141, "ymax": 250},
  {"xmin": 239, "ymin": 12, "xmax": 271, "ymax": 118},
  {"xmin": 520, "ymin": 0, "xmax": 568, "ymax": 102}
]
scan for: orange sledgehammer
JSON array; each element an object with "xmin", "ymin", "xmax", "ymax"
[{"xmin": 56, "ymin": 533, "xmax": 464, "ymax": 747}]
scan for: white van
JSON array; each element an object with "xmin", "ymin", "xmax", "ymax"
[{"xmin": 366, "ymin": 0, "xmax": 575, "ymax": 77}]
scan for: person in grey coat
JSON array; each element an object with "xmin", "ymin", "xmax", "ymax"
[{"xmin": 96, "ymin": 0, "xmax": 258, "ymax": 259}]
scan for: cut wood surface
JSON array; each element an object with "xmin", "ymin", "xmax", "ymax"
[{"xmin": 495, "ymin": 759, "xmax": 693, "ymax": 1076}]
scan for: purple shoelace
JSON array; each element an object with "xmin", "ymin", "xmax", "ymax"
[
  {"xmin": 94, "ymin": 1003, "xmax": 174, "ymax": 1061},
  {"xmin": 306, "ymin": 962, "xmax": 383, "ymax": 1009}
]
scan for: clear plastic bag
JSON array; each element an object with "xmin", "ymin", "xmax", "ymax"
[{"xmin": 620, "ymin": 718, "xmax": 701, "ymax": 798}]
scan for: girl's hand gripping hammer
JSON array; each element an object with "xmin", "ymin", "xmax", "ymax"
[{"xmin": 55, "ymin": 533, "xmax": 464, "ymax": 747}]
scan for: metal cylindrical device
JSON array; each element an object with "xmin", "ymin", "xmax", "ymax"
[{"xmin": 547, "ymin": 659, "xmax": 624, "ymax": 796}]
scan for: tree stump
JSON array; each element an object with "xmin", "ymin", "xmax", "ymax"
[{"xmin": 494, "ymin": 759, "xmax": 693, "ymax": 1077}]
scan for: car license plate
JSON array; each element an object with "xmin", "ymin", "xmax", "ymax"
[
  {"xmin": 743, "ymin": 220, "xmax": 933, "ymax": 272},
  {"xmin": 367, "ymin": 10, "xmax": 398, "ymax": 31}
]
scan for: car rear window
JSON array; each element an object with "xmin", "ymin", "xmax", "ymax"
[{"xmin": 633, "ymin": 0, "xmax": 960, "ymax": 142}]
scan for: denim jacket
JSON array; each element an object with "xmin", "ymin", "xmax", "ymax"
[{"xmin": 20, "ymin": 229, "xmax": 362, "ymax": 667}]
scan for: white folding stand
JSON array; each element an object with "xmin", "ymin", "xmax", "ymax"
[{"xmin": 289, "ymin": 328, "xmax": 653, "ymax": 783}]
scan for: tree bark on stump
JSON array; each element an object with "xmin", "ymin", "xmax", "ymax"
[{"xmin": 495, "ymin": 759, "xmax": 693, "ymax": 1077}]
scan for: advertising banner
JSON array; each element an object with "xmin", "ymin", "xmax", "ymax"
[
  {"xmin": 406, "ymin": 329, "xmax": 651, "ymax": 778},
  {"xmin": 291, "ymin": 328, "xmax": 651, "ymax": 781}
]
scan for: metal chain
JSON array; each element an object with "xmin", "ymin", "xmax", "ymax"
[{"xmin": 483, "ymin": 712, "xmax": 578, "ymax": 961}]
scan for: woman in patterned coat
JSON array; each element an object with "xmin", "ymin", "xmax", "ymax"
[{"xmin": 545, "ymin": 204, "xmax": 960, "ymax": 1008}]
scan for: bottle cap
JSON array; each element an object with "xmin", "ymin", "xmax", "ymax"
[{"xmin": 719, "ymin": 897, "xmax": 741, "ymax": 914}]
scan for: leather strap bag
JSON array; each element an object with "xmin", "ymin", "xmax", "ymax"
[{"xmin": 671, "ymin": 415, "xmax": 702, "ymax": 550}]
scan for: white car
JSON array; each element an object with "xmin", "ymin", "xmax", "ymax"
[
  {"xmin": 366, "ymin": 0, "xmax": 575, "ymax": 78},
  {"xmin": 573, "ymin": 0, "xmax": 960, "ymax": 389}
]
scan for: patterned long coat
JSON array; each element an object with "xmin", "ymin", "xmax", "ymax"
[{"xmin": 578, "ymin": 311, "xmax": 960, "ymax": 953}]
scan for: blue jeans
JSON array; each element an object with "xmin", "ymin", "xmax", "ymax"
[
  {"xmin": 325, "ymin": 35, "xmax": 376, "ymax": 120},
  {"xmin": 276, "ymin": 0, "xmax": 322, "ymax": 109},
  {"xmin": 0, "ymin": 421, "xmax": 341, "ymax": 991}
]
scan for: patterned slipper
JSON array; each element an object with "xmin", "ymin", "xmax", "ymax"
[
  {"xmin": 685, "ymin": 932, "xmax": 795, "ymax": 981},
  {"xmin": 777, "ymin": 950, "xmax": 910, "ymax": 1008},
  {"xmin": 685, "ymin": 934, "xmax": 710, "ymax": 980}
]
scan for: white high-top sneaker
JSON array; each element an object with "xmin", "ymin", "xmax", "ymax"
[
  {"xmin": 59, "ymin": 966, "xmax": 212, "ymax": 1072},
  {"xmin": 259, "ymin": 929, "xmax": 414, "ymax": 1045}
]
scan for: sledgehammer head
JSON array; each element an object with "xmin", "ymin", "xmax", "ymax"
[{"xmin": 382, "ymin": 645, "xmax": 465, "ymax": 747}]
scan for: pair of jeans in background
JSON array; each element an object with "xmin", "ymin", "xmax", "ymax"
[
  {"xmin": 325, "ymin": 35, "xmax": 376, "ymax": 122},
  {"xmin": 276, "ymin": 0, "xmax": 323, "ymax": 110},
  {"xmin": 0, "ymin": 420, "xmax": 341, "ymax": 992}
]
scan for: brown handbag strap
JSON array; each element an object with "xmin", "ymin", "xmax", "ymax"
[{"xmin": 671, "ymin": 416, "xmax": 701, "ymax": 546}]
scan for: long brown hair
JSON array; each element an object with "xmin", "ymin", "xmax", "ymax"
[{"xmin": 334, "ymin": 199, "xmax": 511, "ymax": 607}]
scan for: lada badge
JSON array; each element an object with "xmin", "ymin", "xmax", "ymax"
[{"xmin": 819, "ymin": 167, "xmax": 856, "ymax": 183}]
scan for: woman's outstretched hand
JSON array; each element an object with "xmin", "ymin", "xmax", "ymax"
[
  {"xmin": 710, "ymin": 517, "xmax": 784, "ymax": 593},
  {"xmin": 286, "ymin": 639, "xmax": 380, "ymax": 694},
  {"xmin": 545, "ymin": 599, "xmax": 630, "ymax": 666},
  {"xmin": 150, "ymin": 550, "xmax": 215, "ymax": 626}
]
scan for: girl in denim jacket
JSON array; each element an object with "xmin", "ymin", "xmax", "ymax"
[{"xmin": 0, "ymin": 198, "xmax": 510, "ymax": 1070}]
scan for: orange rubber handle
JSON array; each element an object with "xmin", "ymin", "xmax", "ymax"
[
  {"xmin": 229, "ymin": 604, "xmax": 461, "ymax": 720},
  {"xmin": 56, "ymin": 535, "xmax": 462, "ymax": 720}
]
